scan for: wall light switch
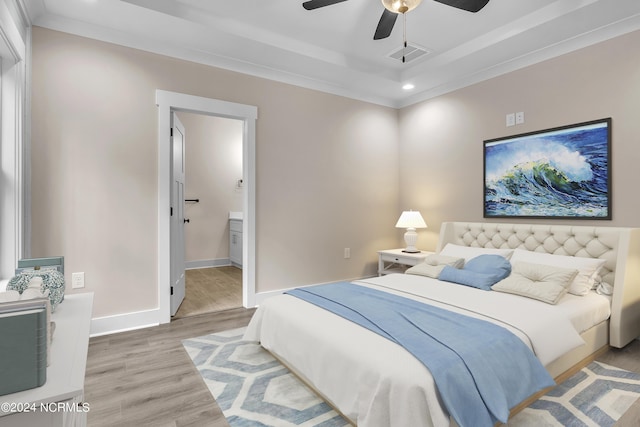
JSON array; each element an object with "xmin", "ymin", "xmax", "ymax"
[
  {"xmin": 72, "ymin": 272, "xmax": 85, "ymax": 289},
  {"xmin": 344, "ymin": 248, "xmax": 351, "ymax": 259},
  {"xmin": 506, "ymin": 113, "xmax": 515, "ymax": 127}
]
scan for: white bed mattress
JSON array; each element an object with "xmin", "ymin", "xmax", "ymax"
[
  {"xmin": 549, "ymin": 290, "xmax": 611, "ymax": 334},
  {"xmin": 357, "ymin": 274, "xmax": 611, "ymax": 336},
  {"xmin": 244, "ymin": 273, "xmax": 611, "ymax": 427}
]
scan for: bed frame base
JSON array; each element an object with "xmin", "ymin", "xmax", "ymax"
[{"xmin": 546, "ymin": 320, "xmax": 609, "ymax": 378}]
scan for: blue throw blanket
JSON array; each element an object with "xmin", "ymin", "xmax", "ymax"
[{"xmin": 285, "ymin": 282, "xmax": 554, "ymax": 427}]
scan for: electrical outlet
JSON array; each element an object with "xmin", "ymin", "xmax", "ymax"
[
  {"xmin": 506, "ymin": 113, "xmax": 515, "ymax": 127},
  {"xmin": 516, "ymin": 111, "xmax": 525, "ymax": 125},
  {"xmin": 344, "ymin": 248, "xmax": 351, "ymax": 259},
  {"xmin": 72, "ymin": 272, "xmax": 85, "ymax": 289}
]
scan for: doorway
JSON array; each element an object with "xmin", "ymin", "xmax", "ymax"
[
  {"xmin": 175, "ymin": 266, "xmax": 243, "ymax": 318},
  {"xmin": 173, "ymin": 112, "xmax": 244, "ymax": 318},
  {"xmin": 156, "ymin": 90, "xmax": 257, "ymax": 325}
]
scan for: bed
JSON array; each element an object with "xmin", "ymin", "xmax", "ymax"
[{"xmin": 244, "ymin": 222, "xmax": 640, "ymax": 426}]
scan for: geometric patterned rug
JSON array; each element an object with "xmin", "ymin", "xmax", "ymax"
[
  {"xmin": 182, "ymin": 328, "xmax": 351, "ymax": 426},
  {"xmin": 509, "ymin": 361, "xmax": 640, "ymax": 426},
  {"xmin": 183, "ymin": 329, "xmax": 640, "ymax": 427}
]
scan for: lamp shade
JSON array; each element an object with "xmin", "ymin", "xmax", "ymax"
[
  {"xmin": 381, "ymin": 0, "xmax": 423, "ymax": 14},
  {"xmin": 395, "ymin": 211, "xmax": 427, "ymax": 229}
]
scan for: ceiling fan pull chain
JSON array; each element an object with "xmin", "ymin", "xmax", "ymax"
[{"xmin": 402, "ymin": 12, "xmax": 407, "ymax": 63}]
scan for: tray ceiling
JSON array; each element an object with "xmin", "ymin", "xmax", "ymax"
[{"xmin": 24, "ymin": 0, "xmax": 640, "ymax": 107}]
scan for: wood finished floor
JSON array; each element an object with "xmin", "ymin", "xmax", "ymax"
[
  {"xmin": 174, "ymin": 266, "xmax": 242, "ymax": 319},
  {"xmin": 85, "ymin": 309, "xmax": 640, "ymax": 426},
  {"xmin": 84, "ymin": 307, "xmax": 255, "ymax": 427}
]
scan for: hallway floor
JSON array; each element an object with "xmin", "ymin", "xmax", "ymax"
[{"xmin": 173, "ymin": 266, "xmax": 242, "ymax": 319}]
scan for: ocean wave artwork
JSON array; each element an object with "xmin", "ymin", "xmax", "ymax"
[{"xmin": 484, "ymin": 119, "xmax": 611, "ymax": 218}]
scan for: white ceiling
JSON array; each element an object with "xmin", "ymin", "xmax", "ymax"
[{"xmin": 23, "ymin": 0, "xmax": 640, "ymax": 108}]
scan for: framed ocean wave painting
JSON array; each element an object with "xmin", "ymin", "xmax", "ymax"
[{"xmin": 484, "ymin": 118, "xmax": 611, "ymax": 219}]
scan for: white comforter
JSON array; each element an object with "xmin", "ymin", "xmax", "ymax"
[{"xmin": 244, "ymin": 274, "xmax": 596, "ymax": 427}]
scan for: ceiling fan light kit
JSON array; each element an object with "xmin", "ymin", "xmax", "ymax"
[
  {"xmin": 382, "ymin": 0, "xmax": 423, "ymax": 14},
  {"xmin": 302, "ymin": 0, "xmax": 490, "ymax": 42}
]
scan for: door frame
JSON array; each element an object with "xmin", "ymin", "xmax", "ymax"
[{"xmin": 156, "ymin": 90, "xmax": 257, "ymax": 324}]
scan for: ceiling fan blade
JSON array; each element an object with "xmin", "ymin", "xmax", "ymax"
[
  {"xmin": 433, "ymin": 0, "xmax": 490, "ymax": 13},
  {"xmin": 302, "ymin": 0, "xmax": 349, "ymax": 10},
  {"xmin": 373, "ymin": 9, "xmax": 398, "ymax": 40}
]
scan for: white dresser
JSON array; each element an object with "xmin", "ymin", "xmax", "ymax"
[{"xmin": 0, "ymin": 293, "xmax": 93, "ymax": 427}]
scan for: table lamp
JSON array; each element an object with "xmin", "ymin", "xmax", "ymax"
[{"xmin": 395, "ymin": 210, "xmax": 427, "ymax": 253}]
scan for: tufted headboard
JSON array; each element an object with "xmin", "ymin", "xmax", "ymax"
[{"xmin": 437, "ymin": 222, "xmax": 640, "ymax": 348}]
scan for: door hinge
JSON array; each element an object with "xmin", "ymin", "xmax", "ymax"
[
  {"xmin": 170, "ymin": 128, "xmax": 173, "ymax": 137},
  {"xmin": 171, "ymin": 286, "xmax": 174, "ymax": 296},
  {"xmin": 170, "ymin": 207, "xmax": 173, "ymax": 216}
]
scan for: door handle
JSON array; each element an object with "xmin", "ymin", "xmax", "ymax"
[{"xmin": 184, "ymin": 218, "xmax": 190, "ymax": 223}]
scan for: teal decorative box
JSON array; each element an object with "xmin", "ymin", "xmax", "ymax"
[{"xmin": 0, "ymin": 299, "xmax": 48, "ymax": 396}]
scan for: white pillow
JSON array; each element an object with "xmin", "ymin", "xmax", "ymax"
[
  {"xmin": 405, "ymin": 254, "xmax": 464, "ymax": 278},
  {"xmin": 491, "ymin": 261, "xmax": 578, "ymax": 305},
  {"xmin": 405, "ymin": 263, "xmax": 446, "ymax": 279},
  {"xmin": 509, "ymin": 248, "xmax": 605, "ymax": 296},
  {"xmin": 439, "ymin": 243, "xmax": 514, "ymax": 262},
  {"xmin": 422, "ymin": 254, "xmax": 465, "ymax": 268}
]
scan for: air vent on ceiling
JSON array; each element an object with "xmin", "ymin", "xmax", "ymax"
[{"xmin": 388, "ymin": 43, "xmax": 431, "ymax": 63}]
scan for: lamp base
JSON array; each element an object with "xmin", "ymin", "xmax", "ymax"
[{"xmin": 402, "ymin": 228, "xmax": 420, "ymax": 254}]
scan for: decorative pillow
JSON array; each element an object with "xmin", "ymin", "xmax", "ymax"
[
  {"xmin": 424, "ymin": 254, "xmax": 465, "ymax": 268},
  {"xmin": 405, "ymin": 254, "xmax": 464, "ymax": 278},
  {"xmin": 439, "ymin": 243, "xmax": 514, "ymax": 262},
  {"xmin": 438, "ymin": 254, "xmax": 512, "ymax": 291},
  {"xmin": 509, "ymin": 248, "xmax": 605, "ymax": 296},
  {"xmin": 7, "ymin": 270, "xmax": 65, "ymax": 311},
  {"xmin": 492, "ymin": 261, "xmax": 578, "ymax": 304}
]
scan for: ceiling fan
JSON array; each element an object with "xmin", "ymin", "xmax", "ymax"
[{"xmin": 302, "ymin": 0, "xmax": 490, "ymax": 40}]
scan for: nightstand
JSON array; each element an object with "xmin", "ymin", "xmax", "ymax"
[{"xmin": 377, "ymin": 249, "xmax": 433, "ymax": 276}]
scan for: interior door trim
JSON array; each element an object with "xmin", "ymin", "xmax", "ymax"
[{"xmin": 156, "ymin": 90, "xmax": 258, "ymax": 324}]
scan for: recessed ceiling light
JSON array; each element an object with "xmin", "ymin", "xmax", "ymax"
[{"xmin": 402, "ymin": 83, "xmax": 415, "ymax": 90}]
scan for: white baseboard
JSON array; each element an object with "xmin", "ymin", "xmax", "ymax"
[
  {"xmin": 89, "ymin": 275, "xmax": 375, "ymax": 336},
  {"xmin": 90, "ymin": 308, "xmax": 160, "ymax": 337},
  {"xmin": 185, "ymin": 258, "xmax": 231, "ymax": 269}
]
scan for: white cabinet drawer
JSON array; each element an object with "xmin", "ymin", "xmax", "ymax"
[
  {"xmin": 229, "ymin": 219, "xmax": 243, "ymax": 267},
  {"xmin": 229, "ymin": 219, "xmax": 242, "ymax": 232}
]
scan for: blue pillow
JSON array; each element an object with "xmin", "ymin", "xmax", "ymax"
[
  {"xmin": 464, "ymin": 254, "xmax": 512, "ymax": 277},
  {"xmin": 438, "ymin": 254, "xmax": 512, "ymax": 291}
]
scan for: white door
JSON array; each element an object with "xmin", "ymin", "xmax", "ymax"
[{"xmin": 170, "ymin": 112, "xmax": 186, "ymax": 316}]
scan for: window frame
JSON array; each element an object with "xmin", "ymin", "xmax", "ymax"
[{"xmin": 0, "ymin": 0, "xmax": 29, "ymax": 280}]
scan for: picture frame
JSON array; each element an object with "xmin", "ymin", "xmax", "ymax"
[{"xmin": 483, "ymin": 118, "xmax": 611, "ymax": 219}]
